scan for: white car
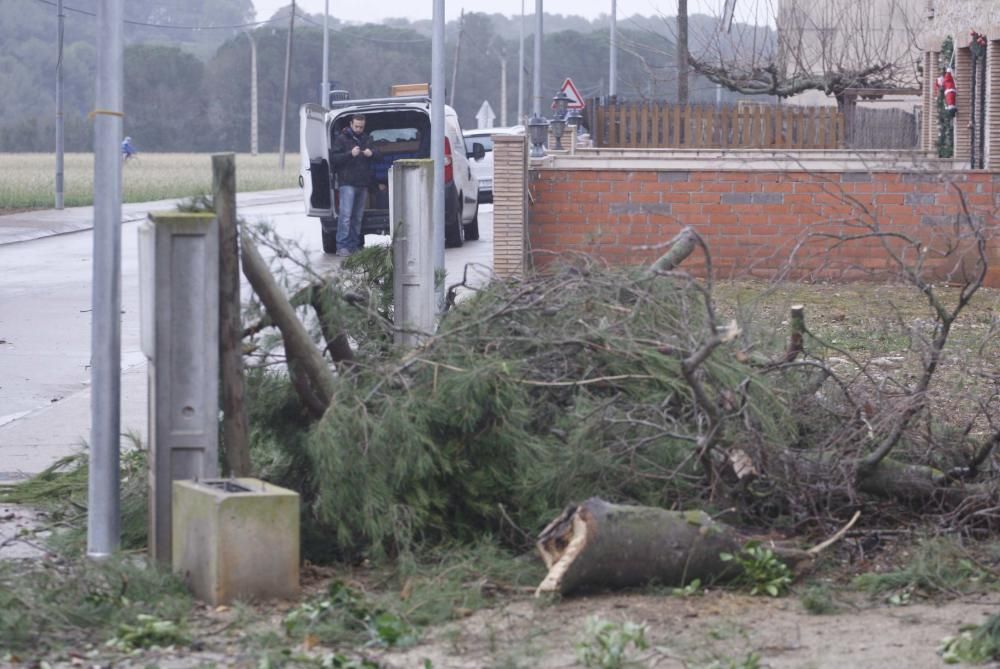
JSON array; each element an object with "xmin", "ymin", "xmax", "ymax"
[
  {"xmin": 300, "ymin": 92, "xmax": 486, "ymax": 253},
  {"xmin": 463, "ymin": 126, "xmax": 524, "ymax": 204}
]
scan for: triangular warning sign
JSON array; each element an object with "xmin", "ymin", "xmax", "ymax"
[{"xmin": 552, "ymin": 78, "xmax": 585, "ymax": 110}]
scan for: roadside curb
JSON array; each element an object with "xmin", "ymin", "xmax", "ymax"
[{"xmin": 0, "ymin": 189, "xmax": 301, "ymax": 246}]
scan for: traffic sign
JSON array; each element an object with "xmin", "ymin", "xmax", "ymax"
[
  {"xmin": 475, "ymin": 100, "xmax": 496, "ymax": 129},
  {"xmin": 552, "ymin": 78, "xmax": 585, "ymax": 110}
]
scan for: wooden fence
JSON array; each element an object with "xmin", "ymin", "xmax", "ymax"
[{"xmin": 590, "ymin": 101, "xmax": 846, "ymax": 150}]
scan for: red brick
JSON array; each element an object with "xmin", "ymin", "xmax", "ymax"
[{"xmin": 692, "ymin": 193, "xmax": 722, "ymax": 204}]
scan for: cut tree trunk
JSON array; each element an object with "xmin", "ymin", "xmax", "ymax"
[
  {"xmin": 534, "ymin": 498, "xmax": 836, "ymax": 596},
  {"xmin": 535, "ymin": 497, "xmax": 743, "ymax": 596},
  {"xmin": 241, "ymin": 234, "xmax": 336, "ymax": 419}
]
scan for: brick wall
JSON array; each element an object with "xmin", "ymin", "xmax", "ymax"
[{"xmin": 528, "ymin": 168, "xmax": 1000, "ymax": 286}]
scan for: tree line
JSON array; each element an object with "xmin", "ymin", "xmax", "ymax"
[{"xmin": 2, "ymin": 1, "xmax": 735, "ymax": 153}]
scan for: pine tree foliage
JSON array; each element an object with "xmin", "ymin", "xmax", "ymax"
[{"xmin": 293, "ymin": 255, "xmax": 795, "ymax": 559}]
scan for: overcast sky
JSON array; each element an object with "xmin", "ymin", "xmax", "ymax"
[{"xmin": 252, "ymin": 0, "xmax": 774, "ymax": 25}]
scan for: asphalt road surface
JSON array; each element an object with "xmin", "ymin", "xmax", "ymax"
[{"xmin": 0, "ymin": 194, "xmax": 494, "ymax": 478}]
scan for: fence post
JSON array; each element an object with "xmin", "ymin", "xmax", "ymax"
[
  {"xmin": 212, "ymin": 153, "xmax": 251, "ymax": 477},
  {"xmin": 391, "ymin": 159, "xmax": 435, "ymax": 348},
  {"xmin": 140, "ymin": 212, "xmax": 220, "ymax": 563}
]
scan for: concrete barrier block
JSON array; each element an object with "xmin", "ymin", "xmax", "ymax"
[{"xmin": 172, "ymin": 478, "xmax": 299, "ymax": 605}]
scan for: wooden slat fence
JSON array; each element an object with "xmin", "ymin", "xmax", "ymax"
[{"xmin": 591, "ymin": 101, "xmax": 846, "ymax": 150}]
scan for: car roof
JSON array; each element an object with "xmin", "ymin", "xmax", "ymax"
[{"xmin": 463, "ymin": 126, "xmax": 524, "ymax": 136}]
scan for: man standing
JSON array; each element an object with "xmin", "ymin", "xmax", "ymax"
[{"xmin": 330, "ymin": 114, "xmax": 377, "ymax": 256}]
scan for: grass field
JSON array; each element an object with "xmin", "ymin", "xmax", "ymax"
[{"xmin": 0, "ymin": 153, "xmax": 299, "ymax": 211}]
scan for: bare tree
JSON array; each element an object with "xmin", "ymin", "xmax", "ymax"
[{"xmin": 684, "ymin": 0, "xmax": 923, "ymax": 107}]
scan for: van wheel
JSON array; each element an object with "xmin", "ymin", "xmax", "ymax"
[
  {"xmin": 321, "ymin": 217, "xmax": 337, "ymax": 254},
  {"xmin": 464, "ymin": 203, "xmax": 480, "ymax": 241},
  {"xmin": 445, "ymin": 195, "xmax": 465, "ymax": 248}
]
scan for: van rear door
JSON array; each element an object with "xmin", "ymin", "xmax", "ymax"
[{"xmin": 299, "ymin": 103, "xmax": 332, "ymax": 217}]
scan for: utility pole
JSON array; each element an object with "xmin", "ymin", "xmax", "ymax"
[
  {"xmin": 321, "ymin": 0, "xmax": 330, "ymax": 107},
  {"xmin": 431, "ymin": 0, "xmax": 445, "ymax": 309},
  {"xmin": 449, "ymin": 9, "xmax": 464, "ymax": 108},
  {"xmin": 609, "ymin": 0, "xmax": 617, "ymax": 97},
  {"xmin": 517, "ymin": 0, "xmax": 525, "ymax": 123},
  {"xmin": 244, "ymin": 30, "xmax": 259, "ymax": 156},
  {"xmin": 55, "ymin": 0, "xmax": 65, "ymax": 209},
  {"xmin": 677, "ymin": 0, "xmax": 689, "ymax": 105},
  {"xmin": 532, "ymin": 0, "xmax": 543, "ymax": 117},
  {"xmin": 278, "ymin": 0, "xmax": 296, "ymax": 170},
  {"xmin": 88, "ymin": 0, "xmax": 123, "ymax": 560},
  {"xmin": 499, "ymin": 45, "xmax": 508, "ymax": 127}
]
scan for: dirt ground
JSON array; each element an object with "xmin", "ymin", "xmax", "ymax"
[
  {"xmin": 65, "ymin": 586, "xmax": 998, "ymax": 669},
  {"xmin": 376, "ymin": 590, "xmax": 998, "ymax": 669},
  {"xmin": 4, "ymin": 503, "xmax": 1000, "ymax": 668}
]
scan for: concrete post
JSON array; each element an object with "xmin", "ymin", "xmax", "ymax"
[
  {"xmin": 492, "ymin": 135, "xmax": 528, "ymax": 278},
  {"xmin": 391, "ymin": 160, "xmax": 435, "ymax": 347},
  {"xmin": 140, "ymin": 212, "xmax": 220, "ymax": 563}
]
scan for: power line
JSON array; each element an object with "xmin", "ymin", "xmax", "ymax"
[
  {"xmin": 293, "ymin": 9, "xmax": 430, "ymax": 43},
  {"xmin": 33, "ymin": 0, "xmax": 281, "ymax": 30}
]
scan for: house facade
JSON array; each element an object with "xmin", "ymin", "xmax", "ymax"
[{"xmin": 919, "ymin": 1, "xmax": 1000, "ymax": 168}]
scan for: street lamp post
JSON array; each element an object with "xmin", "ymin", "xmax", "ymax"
[
  {"xmin": 528, "ymin": 0, "xmax": 546, "ymax": 155},
  {"xmin": 609, "ymin": 0, "xmax": 617, "ymax": 97},
  {"xmin": 517, "ymin": 0, "xmax": 525, "ymax": 124},
  {"xmin": 321, "ymin": 0, "xmax": 330, "ymax": 107},
  {"xmin": 55, "ymin": 0, "xmax": 65, "ymax": 209},
  {"xmin": 532, "ymin": 0, "xmax": 543, "ymax": 117}
]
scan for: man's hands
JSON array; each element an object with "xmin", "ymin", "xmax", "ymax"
[{"xmin": 351, "ymin": 146, "xmax": 373, "ymax": 158}]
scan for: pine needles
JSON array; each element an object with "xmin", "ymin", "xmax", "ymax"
[
  {"xmin": 299, "ymin": 256, "xmax": 795, "ymax": 558},
  {"xmin": 0, "ymin": 435, "xmax": 149, "ymax": 553}
]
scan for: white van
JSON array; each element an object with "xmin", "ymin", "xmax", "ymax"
[
  {"xmin": 463, "ymin": 125, "xmax": 525, "ymax": 204},
  {"xmin": 300, "ymin": 91, "xmax": 485, "ymax": 254}
]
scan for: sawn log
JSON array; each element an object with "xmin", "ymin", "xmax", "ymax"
[{"xmin": 535, "ymin": 497, "xmax": 743, "ymax": 596}]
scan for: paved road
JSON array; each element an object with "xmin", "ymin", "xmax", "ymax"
[{"xmin": 0, "ymin": 191, "xmax": 494, "ymax": 478}]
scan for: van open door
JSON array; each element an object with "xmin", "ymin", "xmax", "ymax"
[{"xmin": 299, "ymin": 103, "xmax": 332, "ymax": 217}]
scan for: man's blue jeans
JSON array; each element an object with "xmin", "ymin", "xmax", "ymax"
[{"xmin": 337, "ymin": 185, "xmax": 366, "ymax": 252}]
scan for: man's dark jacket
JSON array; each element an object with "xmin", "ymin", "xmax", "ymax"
[{"xmin": 330, "ymin": 126, "xmax": 378, "ymax": 187}]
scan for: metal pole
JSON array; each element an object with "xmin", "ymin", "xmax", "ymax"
[
  {"xmin": 88, "ymin": 0, "xmax": 123, "ymax": 559},
  {"xmin": 55, "ymin": 0, "xmax": 64, "ymax": 209},
  {"xmin": 677, "ymin": 0, "xmax": 689, "ymax": 105},
  {"xmin": 431, "ymin": 0, "xmax": 445, "ymax": 310},
  {"xmin": 517, "ymin": 0, "xmax": 525, "ymax": 124},
  {"xmin": 500, "ymin": 50, "xmax": 508, "ymax": 127},
  {"xmin": 609, "ymin": 0, "xmax": 617, "ymax": 97},
  {"xmin": 533, "ymin": 0, "xmax": 543, "ymax": 117},
  {"xmin": 449, "ymin": 9, "xmax": 464, "ymax": 108},
  {"xmin": 278, "ymin": 0, "xmax": 295, "ymax": 170},
  {"xmin": 321, "ymin": 0, "xmax": 330, "ymax": 107},
  {"xmin": 245, "ymin": 31, "xmax": 259, "ymax": 156}
]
